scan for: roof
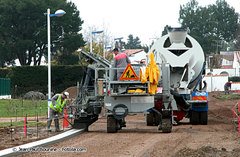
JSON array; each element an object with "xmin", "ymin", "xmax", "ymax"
[
  {"xmin": 222, "ymin": 55, "xmax": 234, "ymax": 61},
  {"xmin": 105, "ymin": 49, "xmax": 145, "ymax": 58},
  {"xmin": 123, "ymin": 49, "xmax": 144, "ymax": 56},
  {"xmin": 221, "ymin": 65, "xmax": 233, "ymax": 69}
]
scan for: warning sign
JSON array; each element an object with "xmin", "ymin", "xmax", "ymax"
[{"xmin": 120, "ymin": 64, "xmax": 139, "ymax": 81}]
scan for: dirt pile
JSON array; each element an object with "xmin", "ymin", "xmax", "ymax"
[
  {"xmin": 63, "ymin": 86, "xmax": 77, "ymax": 99},
  {"xmin": 174, "ymin": 146, "xmax": 240, "ymax": 157}
]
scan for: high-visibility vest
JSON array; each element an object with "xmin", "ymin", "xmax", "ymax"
[{"xmin": 50, "ymin": 94, "xmax": 66, "ymax": 112}]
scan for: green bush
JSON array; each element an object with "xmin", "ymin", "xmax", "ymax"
[
  {"xmin": 1, "ymin": 66, "xmax": 85, "ymax": 97},
  {"xmin": 0, "ymin": 68, "xmax": 9, "ymax": 78},
  {"xmin": 229, "ymin": 77, "xmax": 240, "ymax": 82}
]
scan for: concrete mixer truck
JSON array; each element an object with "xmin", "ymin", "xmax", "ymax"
[
  {"xmin": 146, "ymin": 27, "xmax": 208, "ymax": 130},
  {"xmin": 72, "ymin": 27, "xmax": 208, "ymax": 133}
]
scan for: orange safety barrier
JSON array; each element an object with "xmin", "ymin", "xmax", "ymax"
[
  {"xmin": 233, "ymin": 109, "xmax": 235, "ymax": 119},
  {"xmin": 63, "ymin": 110, "xmax": 69, "ymax": 127},
  {"xmin": 239, "ymin": 117, "xmax": 240, "ymax": 135}
]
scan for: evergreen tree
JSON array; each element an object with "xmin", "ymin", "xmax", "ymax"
[{"xmin": 0, "ymin": 0, "xmax": 85, "ymax": 66}]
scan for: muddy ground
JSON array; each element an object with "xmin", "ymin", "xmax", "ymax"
[
  {"xmin": 3, "ymin": 92, "xmax": 240, "ymax": 156},
  {"xmin": 0, "ymin": 117, "xmax": 71, "ymax": 151}
]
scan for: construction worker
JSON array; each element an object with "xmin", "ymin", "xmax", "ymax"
[
  {"xmin": 112, "ymin": 48, "xmax": 131, "ymax": 80},
  {"xmin": 224, "ymin": 81, "xmax": 232, "ymax": 95},
  {"xmin": 47, "ymin": 92, "xmax": 69, "ymax": 132}
]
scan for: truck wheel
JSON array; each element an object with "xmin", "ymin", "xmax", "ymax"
[
  {"xmin": 200, "ymin": 111, "xmax": 208, "ymax": 125},
  {"xmin": 191, "ymin": 111, "xmax": 200, "ymax": 125},
  {"xmin": 154, "ymin": 112, "xmax": 161, "ymax": 126},
  {"xmin": 162, "ymin": 118, "xmax": 172, "ymax": 133},
  {"xmin": 146, "ymin": 112, "xmax": 154, "ymax": 126},
  {"xmin": 107, "ymin": 116, "xmax": 117, "ymax": 133}
]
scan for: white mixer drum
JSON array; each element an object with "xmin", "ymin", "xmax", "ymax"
[{"xmin": 148, "ymin": 27, "xmax": 205, "ymax": 90}]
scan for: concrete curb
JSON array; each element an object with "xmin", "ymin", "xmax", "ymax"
[{"xmin": 0, "ymin": 129, "xmax": 84, "ymax": 157}]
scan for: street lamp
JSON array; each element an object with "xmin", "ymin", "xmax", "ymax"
[
  {"xmin": 90, "ymin": 30, "xmax": 104, "ymax": 53},
  {"xmin": 114, "ymin": 37, "xmax": 123, "ymax": 50},
  {"xmin": 114, "ymin": 37, "xmax": 124, "ymax": 40},
  {"xmin": 113, "ymin": 37, "xmax": 124, "ymax": 59},
  {"xmin": 47, "ymin": 8, "xmax": 66, "ymax": 118}
]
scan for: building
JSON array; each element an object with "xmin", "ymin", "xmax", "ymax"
[
  {"xmin": 206, "ymin": 51, "xmax": 240, "ymax": 77},
  {"xmin": 204, "ymin": 51, "xmax": 240, "ymax": 92}
]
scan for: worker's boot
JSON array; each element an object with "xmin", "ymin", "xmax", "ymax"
[
  {"xmin": 54, "ymin": 119, "xmax": 60, "ymax": 132},
  {"xmin": 47, "ymin": 120, "xmax": 52, "ymax": 132}
]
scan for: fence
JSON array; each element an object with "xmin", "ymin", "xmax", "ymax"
[
  {"xmin": 0, "ymin": 99, "xmax": 74, "ymax": 150},
  {"xmin": 0, "ymin": 78, "xmax": 11, "ymax": 99}
]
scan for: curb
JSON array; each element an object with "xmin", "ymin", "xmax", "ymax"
[{"xmin": 0, "ymin": 129, "xmax": 84, "ymax": 157}]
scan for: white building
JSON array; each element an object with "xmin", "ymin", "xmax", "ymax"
[{"xmin": 204, "ymin": 51, "xmax": 240, "ymax": 92}]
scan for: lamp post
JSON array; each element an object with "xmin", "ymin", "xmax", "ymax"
[
  {"xmin": 90, "ymin": 30, "xmax": 104, "ymax": 53},
  {"xmin": 113, "ymin": 37, "xmax": 124, "ymax": 59},
  {"xmin": 114, "ymin": 37, "xmax": 123, "ymax": 50},
  {"xmin": 47, "ymin": 8, "xmax": 66, "ymax": 118}
]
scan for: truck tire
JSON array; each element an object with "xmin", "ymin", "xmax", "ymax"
[
  {"xmin": 162, "ymin": 118, "xmax": 172, "ymax": 133},
  {"xmin": 154, "ymin": 112, "xmax": 161, "ymax": 126},
  {"xmin": 200, "ymin": 111, "xmax": 208, "ymax": 125},
  {"xmin": 146, "ymin": 112, "xmax": 154, "ymax": 126},
  {"xmin": 107, "ymin": 116, "xmax": 117, "ymax": 133},
  {"xmin": 191, "ymin": 111, "xmax": 200, "ymax": 125}
]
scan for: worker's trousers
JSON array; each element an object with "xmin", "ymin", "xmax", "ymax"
[{"xmin": 47, "ymin": 108, "xmax": 60, "ymax": 131}]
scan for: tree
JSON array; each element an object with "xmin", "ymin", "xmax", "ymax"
[
  {"xmin": 179, "ymin": 0, "xmax": 239, "ymax": 54},
  {"xmin": 161, "ymin": 25, "xmax": 170, "ymax": 36},
  {"xmin": 124, "ymin": 34, "xmax": 142, "ymax": 49},
  {"xmin": 0, "ymin": 0, "xmax": 85, "ymax": 67},
  {"xmin": 0, "ymin": 43, "xmax": 14, "ymax": 67},
  {"xmin": 234, "ymin": 24, "xmax": 240, "ymax": 50},
  {"xmin": 82, "ymin": 24, "xmax": 114, "ymax": 54}
]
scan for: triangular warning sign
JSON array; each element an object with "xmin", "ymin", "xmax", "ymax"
[{"xmin": 120, "ymin": 64, "xmax": 139, "ymax": 81}]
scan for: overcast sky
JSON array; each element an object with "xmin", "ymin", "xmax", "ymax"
[{"xmin": 69, "ymin": 0, "xmax": 240, "ymax": 45}]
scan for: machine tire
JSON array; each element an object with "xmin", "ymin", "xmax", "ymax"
[
  {"xmin": 146, "ymin": 112, "xmax": 154, "ymax": 126},
  {"xmin": 154, "ymin": 112, "xmax": 161, "ymax": 126},
  {"xmin": 200, "ymin": 111, "xmax": 208, "ymax": 125},
  {"xmin": 191, "ymin": 111, "xmax": 200, "ymax": 125},
  {"xmin": 162, "ymin": 118, "xmax": 172, "ymax": 133},
  {"xmin": 107, "ymin": 116, "xmax": 117, "ymax": 133}
]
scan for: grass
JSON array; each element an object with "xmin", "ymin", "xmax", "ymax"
[
  {"xmin": 0, "ymin": 121, "xmax": 46, "ymax": 128},
  {"xmin": 212, "ymin": 94, "xmax": 240, "ymax": 99},
  {"xmin": 0, "ymin": 99, "xmax": 48, "ymax": 117}
]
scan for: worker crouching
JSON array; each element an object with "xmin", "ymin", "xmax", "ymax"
[
  {"xmin": 47, "ymin": 92, "xmax": 69, "ymax": 132},
  {"xmin": 224, "ymin": 81, "xmax": 232, "ymax": 95}
]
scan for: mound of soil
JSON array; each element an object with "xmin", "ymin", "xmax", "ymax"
[{"xmin": 63, "ymin": 86, "xmax": 77, "ymax": 99}]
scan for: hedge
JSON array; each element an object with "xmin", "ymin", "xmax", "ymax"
[
  {"xmin": 229, "ymin": 76, "xmax": 240, "ymax": 82},
  {"xmin": 0, "ymin": 65, "xmax": 85, "ymax": 97}
]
